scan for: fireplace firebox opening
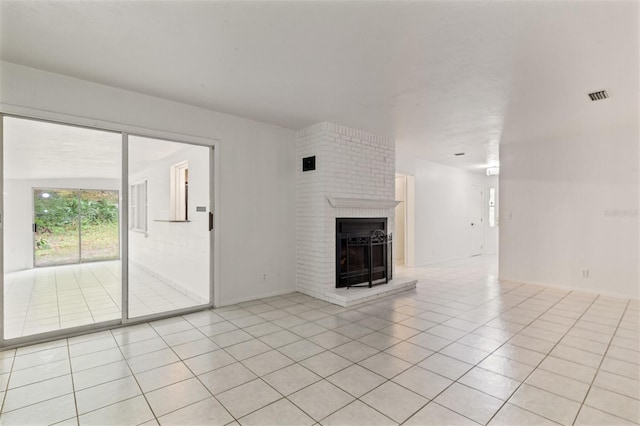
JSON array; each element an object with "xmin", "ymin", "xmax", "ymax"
[{"xmin": 336, "ymin": 218, "xmax": 392, "ymax": 288}]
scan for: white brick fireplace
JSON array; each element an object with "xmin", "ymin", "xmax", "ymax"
[{"xmin": 296, "ymin": 122, "xmax": 417, "ymax": 306}]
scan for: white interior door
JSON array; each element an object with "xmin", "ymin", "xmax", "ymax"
[{"xmin": 469, "ymin": 185, "xmax": 484, "ymax": 256}]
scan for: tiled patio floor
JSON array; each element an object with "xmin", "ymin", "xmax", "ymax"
[{"xmin": 4, "ymin": 261, "xmax": 204, "ymax": 338}]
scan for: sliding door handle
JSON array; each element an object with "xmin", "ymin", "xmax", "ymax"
[{"xmin": 209, "ymin": 212, "xmax": 213, "ymax": 231}]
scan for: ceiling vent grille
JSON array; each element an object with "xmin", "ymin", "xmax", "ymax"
[{"xmin": 588, "ymin": 90, "xmax": 609, "ymax": 101}]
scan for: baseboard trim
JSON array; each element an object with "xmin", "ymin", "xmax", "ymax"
[
  {"xmin": 216, "ymin": 288, "xmax": 297, "ymax": 307},
  {"xmin": 129, "ymin": 260, "xmax": 208, "ymax": 304},
  {"xmin": 499, "ymin": 277, "xmax": 639, "ymax": 301}
]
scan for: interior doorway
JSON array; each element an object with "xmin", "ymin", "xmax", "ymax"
[
  {"xmin": 33, "ymin": 188, "xmax": 120, "ymax": 267},
  {"xmin": 394, "ymin": 173, "xmax": 415, "ymax": 267},
  {"xmin": 395, "ymin": 175, "xmax": 407, "ymax": 265}
]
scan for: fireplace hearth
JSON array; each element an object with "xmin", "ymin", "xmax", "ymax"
[{"xmin": 336, "ymin": 218, "xmax": 392, "ymax": 288}]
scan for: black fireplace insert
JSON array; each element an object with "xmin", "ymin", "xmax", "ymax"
[{"xmin": 335, "ymin": 218, "xmax": 392, "ymax": 288}]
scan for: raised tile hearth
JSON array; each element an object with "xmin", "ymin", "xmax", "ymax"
[{"xmin": 301, "ymin": 277, "xmax": 418, "ymax": 307}]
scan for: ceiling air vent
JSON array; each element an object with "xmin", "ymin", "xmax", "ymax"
[{"xmin": 588, "ymin": 90, "xmax": 609, "ymax": 101}]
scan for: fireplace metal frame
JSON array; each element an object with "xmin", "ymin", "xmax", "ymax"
[{"xmin": 336, "ymin": 218, "xmax": 393, "ymax": 288}]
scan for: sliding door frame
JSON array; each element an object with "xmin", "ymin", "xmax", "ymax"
[
  {"xmin": 0, "ymin": 115, "xmax": 4, "ymax": 345},
  {"xmin": 121, "ymin": 132, "xmax": 130, "ymax": 324},
  {"xmin": 122, "ymin": 133, "xmax": 215, "ymax": 325},
  {"xmin": 0, "ymin": 111, "xmax": 219, "ymax": 349}
]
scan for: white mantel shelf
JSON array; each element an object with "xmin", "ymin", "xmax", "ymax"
[{"xmin": 326, "ymin": 197, "xmax": 401, "ymax": 209}]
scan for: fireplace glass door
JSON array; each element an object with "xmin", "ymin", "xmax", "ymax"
[{"xmin": 336, "ymin": 218, "xmax": 391, "ymax": 288}]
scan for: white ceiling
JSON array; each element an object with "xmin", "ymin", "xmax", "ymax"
[
  {"xmin": 3, "ymin": 116, "xmax": 185, "ymax": 179},
  {"xmin": 3, "ymin": 116, "xmax": 121, "ymax": 180},
  {"xmin": 1, "ymin": 1, "xmax": 638, "ymax": 172}
]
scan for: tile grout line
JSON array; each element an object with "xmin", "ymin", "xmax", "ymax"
[
  {"xmin": 402, "ymin": 283, "xmax": 585, "ymax": 425},
  {"xmin": 271, "ymin": 279, "xmax": 558, "ymax": 425},
  {"xmin": 483, "ymin": 292, "xmax": 621, "ymax": 426},
  {"xmin": 361, "ymin": 265, "xmax": 516, "ymax": 424},
  {"xmin": 74, "ymin": 305, "xmax": 410, "ymax": 426},
  {"xmin": 203, "ymin": 330, "xmax": 351, "ymax": 424},
  {"xmin": 62, "ymin": 331, "xmax": 166, "ymax": 420},
  {"xmin": 109, "ymin": 326, "xmax": 166, "ymax": 425},
  {"xmin": 173, "ymin": 301, "xmax": 402, "ymax": 423},
  {"xmin": 18, "ymin": 274, "xmax": 38, "ymax": 338},
  {"xmin": 65, "ymin": 338, "xmax": 81, "ymax": 425},
  {"xmin": 571, "ymin": 298, "xmax": 633, "ymax": 426},
  {"xmin": 150, "ymin": 318, "xmax": 240, "ymax": 424},
  {"xmin": 483, "ymin": 291, "xmax": 600, "ymax": 424},
  {"xmin": 0, "ymin": 341, "xmax": 76, "ymax": 422},
  {"xmin": 396, "ymin": 287, "xmax": 546, "ymax": 424},
  {"xmin": 85, "ymin": 263, "xmax": 114, "ymax": 324},
  {"xmin": 178, "ymin": 310, "xmax": 312, "ymax": 424},
  {"xmin": 54, "ymin": 273, "xmax": 62, "ymax": 334},
  {"xmin": 0, "ymin": 350, "xmax": 17, "ymax": 415}
]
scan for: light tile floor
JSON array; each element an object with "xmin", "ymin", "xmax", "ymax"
[
  {"xmin": 4, "ymin": 261, "xmax": 204, "ymax": 338},
  {"xmin": 0, "ymin": 255, "xmax": 638, "ymax": 425}
]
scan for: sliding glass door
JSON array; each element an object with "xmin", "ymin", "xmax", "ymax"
[
  {"xmin": 33, "ymin": 189, "xmax": 81, "ymax": 266},
  {"xmin": 80, "ymin": 190, "xmax": 120, "ymax": 262},
  {"xmin": 3, "ymin": 116, "xmax": 122, "ymax": 339},
  {"xmin": 1, "ymin": 114, "xmax": 214, "ymax": 345},
  {"xmin": 127, "ymin": 135, "xmax": 212, "ymax": 318},
  {"xmin": 33, "ymin": 188, "xmax": 120, "ymax": 267}
]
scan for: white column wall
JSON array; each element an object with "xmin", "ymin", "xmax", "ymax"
[
  {"xmin": 296, "ymin": 122, "xmax": 395, "ymax": 297},
  {"xmin": 499, "ymin": 125, "xmax": 639, "ymax": 298}
]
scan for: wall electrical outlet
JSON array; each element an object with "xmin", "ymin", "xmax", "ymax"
[
  {"xmin": 582, "ymin": 269, "xmax": 589, "ymax": 278},
  {"xmin": 263, "ymin": 273, "xmax": 267, "ymax": 281}
]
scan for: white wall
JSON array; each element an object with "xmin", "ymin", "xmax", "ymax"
[
  {"xmin": 4, "ymin": 178, "xmax": 120, "ymax": 272},
  {"xmin": 396, "ymin": 155, "xmax": 497, "ymax": 266},
  {"xmin": 129, "ymin": 144, "xmax": 210, "ymax": 302},
  {"xmin": 0, "ymin": 61, "xmax": 297, "ymax": 306},
  {"xmin": 499, "ymin": 125, "xmax": 639, "ymax": 299}
]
